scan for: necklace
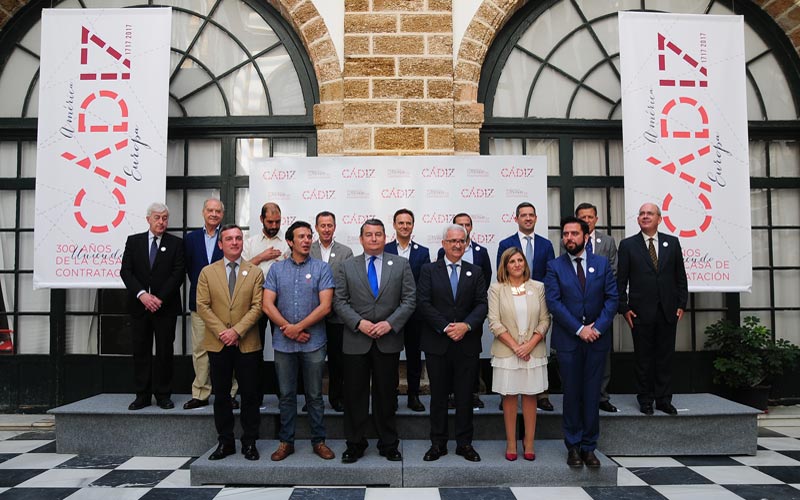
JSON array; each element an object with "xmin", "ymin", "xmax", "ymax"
[{"xmin": 509, "ymin": 282, "xmax": 526, "ymax": 295}]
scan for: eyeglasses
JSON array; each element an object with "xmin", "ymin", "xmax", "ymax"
[{"xmin": 444, "ymin": 239, "xmax": 466, "ymax": 245}]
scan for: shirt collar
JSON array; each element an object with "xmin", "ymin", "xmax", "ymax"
[{"xmin": 223, "ymin": 256, "xmax": 242, "ymax": 267}]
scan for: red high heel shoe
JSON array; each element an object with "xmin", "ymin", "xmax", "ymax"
[
  {"xmin": 524, "ymin": 452, "xmax": 536, "ymax": 461},
  {"xmin": 505, "ymin": 452, "xmax": 518, "ymax": 461}
]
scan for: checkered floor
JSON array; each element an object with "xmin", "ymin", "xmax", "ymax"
[{"xmin": 0, "ymin": 427, "xmax": 798, "ymax": 499}]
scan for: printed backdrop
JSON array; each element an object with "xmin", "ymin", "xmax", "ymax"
[
  {"xmin": 34, "ymin": 8, "xmax": 171, "ymax": 289},
  {"xmin": 619, "ymin": 12, "xmax": 752, "ymax": 292}
]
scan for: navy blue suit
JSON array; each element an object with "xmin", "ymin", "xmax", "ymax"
[
  {"xmin": 544, "ymin": 252, "xmax": 618, "ymax": 452},
  {"xmin": 496, "ymin": 233, "xmax": 554, "ymax": 282},
  {"xmin": 184, "ymin": 227, "xmax": 223, "ymax": 312},
  {"xmin": 385, "ymin": 240, "xmax": 430, "ymax": 397},
  {"xmin": 437, "ymin": 241, "xmax": 492, "ymax": 284}
]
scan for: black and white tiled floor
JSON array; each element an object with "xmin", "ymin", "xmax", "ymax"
[{"xmin": 0, "ymin": 427, "xmax": 798, "ymax": 499}]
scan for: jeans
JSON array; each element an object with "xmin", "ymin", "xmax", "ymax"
[{"xmin": 274, "ymin": 346, "xmax": 327, "ymax": 444}]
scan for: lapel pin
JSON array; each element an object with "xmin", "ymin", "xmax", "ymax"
[
  {"xmin": 596, "ymin": 238, "xmax": 602, "ymax": 243},
  {"xmin": 160, "ymin": 247, "xmax": 166, "ymax": 252},
  {"xmin": 331, "ymin": 253, "xmax": 336, "ymax": 258},
  {"xmin": 663, "ymin": 241, "xmax": 668, "ymax": 247},
  {"xmin": 475, "ymin": 246, "xmax": 481, "ymax": 251},
  {"xmin": 387, "ymin": 260, "xmax": 394, "ymax": 266},
  {"xmin": 588, "ymin": 267, "xmax": 595, "ymax": 273},
  {"xmin": 466, "ymin": 271, "xmax": 472, "ymax": 277},
  {"xmin": 305, "ymin": 273, "xmax": 312, "ymax": 279},
  {"xmin": 413, "ymin": 244, "xmax": 418, "ymax": 250},
  {"xmin": 242, "ymin": 270, "xmax": 248, "ymax": 276}
]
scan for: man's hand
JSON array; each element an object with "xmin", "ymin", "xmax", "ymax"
[
  {"xmin": 358, "ymin": 319, "xmax": 377, "ymax": 338},
  {"xmin": 280, "ymin": 324, "xmax": 310, "ymax": 343},
  {"xmin": 218, "ymin": 328, "xmax": 239, "ymax": 346},
  {"xmin": 676, "ymin": 308, "xmax": 684, "ymax": 321},
  {"xmin": 624, "ymin": 310, "xmax": 637, "ymax": 329},
  {"xmin": 139, "ymin": 293, "xmax": 162, "ymax": 313},
  {"xmin": 256, "ymin": 247, "xmax": 282, "ymax": 263},
  {"xmin": 444, "ymin": 322, "xmax": 469, "ymax": 342},
  {"xmin": 369, "ymin": 321, "xmax": 393, "ymax": 338},
  {"xmin": 579, "ymin": 324, "xmax": 599, "ymax": 343}
]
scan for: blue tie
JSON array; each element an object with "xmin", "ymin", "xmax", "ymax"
[
  {"xmin": 149, "ymin": 237, "xmax": 158, "ymax": 268},
  {"xmin": 449, "ymin": 263, "xmax": 459, "ymax": 299},
  {"xmin": 524, "ymin": 236, "xmax": 533, "ymax": 271},
  {"xmin": 586, "ymin": 237, "xmax": 593, "ymax": 255},
  {"xmin": 368, "ymin": 256, "xmax": 379, "ymax": 298}
]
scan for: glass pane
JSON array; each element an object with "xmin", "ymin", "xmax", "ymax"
[
  {"xmin": 18, "ymin": 274, "xmax": 49, "ymax": 311},
  {"xmin": 172, "ymin": 64, "xmax": 215, "ymax": 101},
  {"xmin": 166, "ymin": 140, "xmax": 185, "ymax": 176},
  {"xmin": 750, "ymin": 189, "xmax": 768, "ymax": 226},
  {"xmin": 694, "ymin": 311, "xmax": 726, "ymax": 351},
  {"xmin": 573, "ymin": 140, "xmax": 605, "ymax": 176},
  {"xmin": 212, "ymin": 1, "xmax": 280, "ymax": 54},
  {"xmin": 773, "ymin": 230, "xmax": 800, "ymax": 267},
  {"xmin": 751, "ymin": 229, "xmax": 769, "ymax": 267},
  {"xmin": 529, "ymin": 66, "xmax": 574, "ymax": 118},
  {"xmin": 221, "ymin": 66, "xmax": 269, "ymax": 116},
  {"xmin": 749, "ymin": 141, "xmax": 767, "ymax": 177},
  {"xmin": 645, "ymin": 0, "xmax": 711, "ymax": 14},
  {"xmin": 0, "ymin": 192, "xmax": 16, "ymax": 228},
  {"xmin": 771, "ymin": 189, "xmax": 800, "ymax": 226},
  {"xmin": 236, "ymin": 187, "xmax": 251, "ymax": 229},
  {"xmin": 769, "ymin": 140, "xmax": 800, "ymax": 178},
  {"xmin": 169, "ymin": 10, "xmax": 203, "ymax": 53},
  {"xmin": 614, "ymin": 315, "xmax": 631, "ymax": 352},
  {"xmin": 608, "ymin": 140, "xmax": 623, "ymax": 176},
  {"xmin": 749, "ymin": 53, "xmax": 797, "ymax": 120},
  {"xmin": 0, "ymin": 273, "xmax": 14, "ymax": 312},
  {"xmin": 610, "ymin": 188, "xmax": 625, "ymax": 228},
  {"xmin": 16, "ymin": 316, "xmax": 49, "ymax": 354},
  {"xmin": 183, "ymin": 84, "xmax": 227, "ymax": 116},
  {"xmin": 740, "ymin": 270, "xmax": 771, "ymax": 308},
  {"xmin": 774, "ymin": 270, "xmax": 800, "ymax": 308},
  {"xmin": 775, "ymin": 310, "xmax": 800, "ymax": 345},
  {"xmin": 0, "ymin": 142, "xmax": 17, "ymax": 177},
  {"xmin": 492, "ymin": 48, "xmax": 535, "ymax": 118},
  {"xmin": 0, "ymin": 233, "xmax": 15, "ymax": 271},
  {"xmin": 546, "ymin": 187, "xmax": 560, "ymax": 230},
  {"xmin": 526, "ymin": 139, "xmax": 559, "ymax": 175},
  {"xmin": 188, "ymin": 140, "xmax": 222, "ymax": 175},
  {"xmin": 187, "ymin": 189, "xmax": 221, "ymax": 228},
  {"xmin": 694, "ymin": 292, "xmax": 724, "ymax": 310},
  {"xmin": 66, "ymin": 315, "xmax": 98, "ymax": 354},
  {"xmin": 18, "ymin": 232, "xmax": 33, "ymax": 270},
  {"xmin": 189, "ymin": 22, "xmax": 248, "ymax": 77},
  {"xmin": 488, "ymin": 138, "xmax": 522, "ymax": 156},
  {"xmin": 83, "ymin": 0, "xmax": 140, "ymax": 6},
  {"xmin": 260, "ymin": 48, "xmax": 306, "ymax": 115},
  {"xmin": 237, "ymin": 138, "xmax": 270, "ymax": 175},
  {"xmin": 273, "ymin": 138, "xmax": 308, "ymax": 157},
  {"xmin": 675, "ymin": 312, "xmax": 691, "ymax": 351},
  {"xmin": 21, "ymin": 142, "xmax": 36, "ymax": 178},
  {"xmin": 66, "ymin": 289, "xmax": 97, "ymax": 313},
  {"xmin": 19, "ymin": 191, "xmax": 35, "ymax": 228},
  {"xmin": 0, "ymin": 50, "xmax": 38, "ymax": 117}
]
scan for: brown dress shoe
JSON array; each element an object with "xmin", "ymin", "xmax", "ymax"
[
  {"xmin": 581, "ymin": 450, "xmax": 601, "ymax": 468},
  {"xmin": 183, "ymin": 398, "xmax": 209, "ymax": 410},
  {"xmin": 270, "ymin": 442, "xmax": 295, "ymax": 461},
  {"xmin": 313, "ymin": 442, "xmax": 335, "ymax": 460}
]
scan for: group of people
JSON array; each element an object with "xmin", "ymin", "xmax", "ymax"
[{"xmin": 119, "ymin": 197, "xmax": 688, "ymax": 467}]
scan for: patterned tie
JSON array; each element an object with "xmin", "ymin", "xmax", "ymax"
[
  {"xmin": 228, "ymin": 262, "xmax": 237, "ymax": 298},
  {"xmin": 576, "ymin": 257, "xmax": 586, "ymax": 291},
  {"xmin": 648, "ymin": 237, "xmax": 659, "ymax": 269},
  {"xmin": 149, "ymin": 237, "xmax": 158, "ymax": 268},
  {"xmin": 524, "ymin": 236, "xmax": 534, "ymax": 271},
  {"xmin": 449, "ymin": 263, "xmax": 459, "ymax": 300},
  {"xmin": 586, "ymin": 236, "xmax": 593, "ymax": 255},
  {"xmin": 368, "ymin": 256, "xmax": 379, "ymax": 298}
]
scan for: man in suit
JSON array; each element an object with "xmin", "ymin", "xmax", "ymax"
[
  {"xmin": 418, "ymin": 224, "xmax": 488, "ymax": 462},
  {"xmin": 333, "ymin": 219, "xmax": 416, "ymax": 463},
  {"xmin": 385, "ymin": 208, "xmax": 430, "ymax": 412},
  {"xmin": 120, "ymin": 202, "xmax": 185, "ymax": 411},
  {"xmin": 560, "ymin": 203, "xmax": 619, "ymax": 413},
  {"xmin": 183, "ymin": 198, "xmax": 238, "ymax": 410},
  {"xmin": 544, "ymin": 216, "xmax": 618, "ymax": 468},
  {"xmin": 617, "ymin": 202, "xmax": 688, "ymax": 416},
  {"xmin": 196, "ymin": 224, "xmax": 264, "ymax": 461},
  {"xmin": 263, "ymin": 221, "xmax": 336, "ymax": 462},
  {"xmin": 496, "ymin": 201, "xmax": 556, "ymax": 411},
  {"xmin": 437, "ymin": 212, "xmax": 492, "ymax": 408},
  {"xmin": 310, "ymin": 211, "xmax": 354, "ymax": 413}
]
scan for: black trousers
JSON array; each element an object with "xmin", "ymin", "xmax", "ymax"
[
  {"xmin": 131, "ymin": 311, "xmax": 176, "ymax": 399},
  {"xmin": 404, "ymin": 319, "xmax": 423, "ymax": 396},
  {"xmin": 427, "ymin": 348, "xmax": 478, "ymax": 447},
  {"xmin": 632, "ymin": 308, "xmax": 677, "ymax": 406},
  {"xmin": 326, "ymin": 321, "xmax": 345, "ymax": 404},
  {"xmin": 343, "ymin": 342, "xmax": 399, "ymax": 452},
  {"xmin": 209, "ymin": 346, "xmax": 261, "ymax": 446}
]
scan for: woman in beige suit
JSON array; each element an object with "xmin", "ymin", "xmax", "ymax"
[{"xmin": 488, "ymin": 247, "xmax": 550, "ymax": 461}]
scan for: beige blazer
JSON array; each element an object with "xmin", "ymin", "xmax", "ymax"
[
  {"xmin": 196, "ymin": 259, "xmax": 264, "ymax": 353},
  {"xmin": 487, "ymin": 280, "xmax": 550, "ymax": 359}
]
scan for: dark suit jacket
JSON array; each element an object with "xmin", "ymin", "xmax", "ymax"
[
  {"xmin": 496, "ymin": 233, "xmax": 555, "ymax": 281},
  {"xmin": 437, "ymin": 241, "xmax": 493, "ymax": 284},
  {"xmin": 544, "ymin": 252, "xmax": 618, "ymax": 352},
  {"xmin": 385, "ymin": 240, "xmax": 430, "ymax": 283},
  {"xmin": 311, "ymin": 240, "xmax": 354, "ymax": 324},
  {"xmin": 617, "ymin": 232, "xmax": 688, "ymax": 324},
  {"xmin": 184, "ymin": 227, "xmax": 223, "ymax": 312},
  {"xmin": 333, "ymin": 252, "xmax": 417, "ymax": 355},
  {"xmin": 120, "ymin": 231, "xmax": 185, "ymax": 316},
  {"xmin": 416, "ymin": 260, "xmax": 488, "ymax": 356}
]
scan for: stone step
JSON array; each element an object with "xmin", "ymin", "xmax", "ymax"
[{"xmin": 189, "ymin": 439, "xmax": 618, "ymax": 487}]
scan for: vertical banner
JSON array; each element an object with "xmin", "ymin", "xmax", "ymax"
[
  {"xmin": 619, "ymin": 12, "xmax": 752, "ymax": 292},
  {"xmin": 34, "ymin": 8, "xmax": 172, "ymax": 289}
]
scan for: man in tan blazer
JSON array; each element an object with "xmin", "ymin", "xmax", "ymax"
[{"xmin": 197, "ymin": 224, "xmax": 264, "ymax": 461}]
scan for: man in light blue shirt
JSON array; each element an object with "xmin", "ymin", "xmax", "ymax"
[{"xmin": 262, "ymin": 220, "xmax": 336, "ymax": 462}]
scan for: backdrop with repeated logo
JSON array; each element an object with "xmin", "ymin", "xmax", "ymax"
[
  {"xmin": 33, "ymin": 8, "xmax": 171, "ymax": 289},
  {"xmin": 620, "ymin": 12, "xmax": 752, "ymax": 292}
]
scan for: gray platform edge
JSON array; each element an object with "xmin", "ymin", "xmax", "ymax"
[
  {"xmin": 50, "ymin": 393, "xmax": 759, "ymax": 457},
  {"xmin": 190, "ymin": 439, "xmax": 618, "ymax": 488}
]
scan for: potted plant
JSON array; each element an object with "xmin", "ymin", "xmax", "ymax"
[{"xmin": 704, "ymin": 316, "xmax": 800, "ymax": 410}]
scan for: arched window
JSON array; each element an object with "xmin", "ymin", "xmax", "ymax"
[
  {"xmin": 480, "ymin": 0, "xmax": 800, "ymax": 382},
  {"xmin": 0, "ymin": 0, "xmax": 317, "ymax": 372}
]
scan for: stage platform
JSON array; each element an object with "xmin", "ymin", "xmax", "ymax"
[
  {"xmin": 190, "ymin": 439, "xmax": 618, "ymax": 487},
  {"xmin": 49, "ymin": 393, "xmax": 759, "ymax": 458}
]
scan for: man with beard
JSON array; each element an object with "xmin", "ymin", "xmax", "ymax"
[{"xmin": 544, "ymin": 216, "xmax": 617, "ymax": 468}]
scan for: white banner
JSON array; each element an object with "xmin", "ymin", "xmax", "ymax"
[
  {"xmin": 619, "ymin": 12, "xmax": 752, "ymax": 293},
  {"xmin": 248, "ymin": 155, "xmax": 549, "ymax": 359},
  {"xmin": 34, "ymin": 8, "xmax": 171, "ymax": 289}
]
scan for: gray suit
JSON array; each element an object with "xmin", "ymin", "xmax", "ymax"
[
  {"xmin": 333, "ymin": 252, "xmax": 416, "ymax": 452},
  {"xmin": 310, "ymin": 240, "xmax": 354, "ymax": 407}
]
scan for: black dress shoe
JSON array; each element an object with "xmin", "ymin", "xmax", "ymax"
[
  {"xmin": 156, "ymin": 398, "xmax": 174, "ymax": 409},
  {"xmin": 128, "ymin": 397, "xmax": 150, "ymax": 411},
  {"xmin": 656, "ymin": 402, "xmax": 678, "ymax": 415},
  {"xmin": 341, "ymin": 446, "xmax": 364, "ymax": 464},
  {"xmin": 581, "ymin": 450, "xmax": 601, "ymax": 468},
  {"xmin": 448, "ymin": 394, "xmax": 456, "ymax": 409},
  {"xmin": 472, "ymin": 393, "xmax": 484, "ymax": 409},
  {"xmin": 455, "ymin": 444, "xmax": 481, "ymax": 462},
  {"xmin": 567, "ymin": 447, "xmax": 583, "ymax": 467},
  {"xmin": 208, "ymin": 443, "xmax": 235, "ymax": 460},
  {"xmin": 640, "ymin": 403, "xmax": 654, "ymax": 415},
  {"xmin": 407, "ymin": 394, "xmax": 425, "ymax": 412},
  {"xmin": 599, "ymin": 401, "xmax": 618, "ymax": 413},
  {"xmin": 230, "ymin": 397, "xmax": 240, "ymax": 410},
  {"xmin": 330, "ymin": 400, "xmax": 345, "ymax": 412},
  {"xmin": 183, "ymin": 398, "xmax": 209, "ymax": 410},
  {"xmin": 380, "ymin": 448, "xmax": 403, "ymax": 461},
  {"xmin": 538, "ymin": 397, "xmax": 554, "ymax": 411},
  {"xmin": 423, "ymin": 445, "xmax": 447, "ymax": 461},
  {"xmin": 242, "ymin": 443, "xmax": 260, "ymax": 461}
]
